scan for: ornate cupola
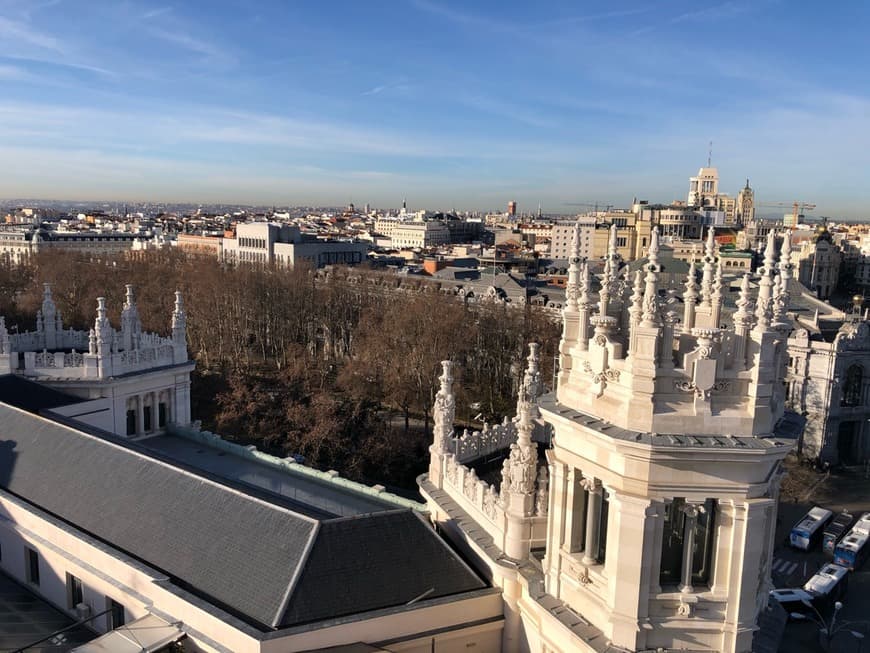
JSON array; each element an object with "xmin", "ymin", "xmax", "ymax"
[{"xmin": 538, "ymin": 230, "xmax": 797, "ymax": 652}]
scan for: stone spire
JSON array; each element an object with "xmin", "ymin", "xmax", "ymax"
[
  {"xmin": 710, "ymin": 263, "xmax": 724, "ymax": 329},
  {"xmin": 564, "ymin": 223, "xmax": 582, "ymax": 312},
  {"xmin": 683, "ymin": 262, "xmax": 699, "ymax": 330},
  {"xmin": 41, "ymin": 283, "xmax": 60, "ymax": 350},
  {"xmin": 733, "ymin": 273, "xmax": 754, "ymax": 328},
  {"xmin": 431, "ymin": 360, "xmax": 456, "ymax": 453},
  {"xmin": 754, "ymin": 230, "xmax": 777, "ymax": 332},
  {"xmin": 120, "ymin": 284, "xmax": 142, "ymax": 351},
  {"xmin": 579, "ymin": 261, "xmax": 592, "ymax": 308},
  {"xmin": 700, "ymin": 227, "xmax": 716, "ymax": 308},
  {"xmin": 628, "ymin": 270, "xmax": 644, "ymax": 327},
  {"xmin": 640, "ymin": 227, "xmax": 661, "ymax": 328},
  {"xmin": 599, "ymin": 224, "xmax": 619, "ymax": 317},
  {"xmin": 171, "ymin": 290, "xmax": 187, "ymax": 354},
  {"xmin": 0, "ymin": 316, "xmax": 8, "ymax": 355},
  {"xmin": 773, "ymin": 231, "xmax": 793, "ymax": 327},
  {"xmin": 507, "ymin": 343, "xmax": 540, "ymax": 501},
  {"xmin": 94, "ymin": 297, "xmax": 111, "ymax": 354}
]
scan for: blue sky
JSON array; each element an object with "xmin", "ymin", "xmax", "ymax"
[{"xmin": 1, "ymin": 0, "xmax": 868, "ymax": 217}]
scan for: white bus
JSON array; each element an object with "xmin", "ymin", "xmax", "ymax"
[{"xmin": 790, "ymin": 506, "xmax": 833, "ymax": 551}]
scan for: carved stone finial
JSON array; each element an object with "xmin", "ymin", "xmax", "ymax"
[
  {"xmin": 565, "ymin": 223, "xmax": 582, "ymax": 312},
  {"xmin": 640, "ymin": 227, "xmax": 661, "ymax": 328},
  {"xmin": 432, "ymin": 360, "xmax": 456, "ymax": 453}
]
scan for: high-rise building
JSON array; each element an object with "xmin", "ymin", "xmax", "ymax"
[
  {"xmin": 688, "ymin": 167, "xmax": 720, "ymax": 208},
  {"xmin": 508, "ymin": 200, "xmax": 517, "ymax": 217},
  {"xmin": 737, "ymin": 179, "xmax": 755, "ymax": 225}
]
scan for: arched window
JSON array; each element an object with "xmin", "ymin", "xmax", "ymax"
[{"xmin": 842, "ymin": 364, "xmax": 864, "ymax": 407}]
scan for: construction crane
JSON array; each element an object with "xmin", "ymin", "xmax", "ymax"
[
  {"xmin": 563, "ymin": 202, "xmax": 614, "ymax": 212},
  {"xmin": 756, "ymin": 201, "xmax": 816, "ymax": 226}
]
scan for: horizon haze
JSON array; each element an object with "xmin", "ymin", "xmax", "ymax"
[{"xmin": 1, "ymin": 0, "xmax": 868, "ymax": 218}]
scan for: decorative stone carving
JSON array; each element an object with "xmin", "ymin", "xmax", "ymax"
[
  {"xmin": 535, "ymin": 466, "xmax": 549, "ymax": 516},
  {"xmin": 432, "ymin": 360, "xmax": 456, "ymax": 452},
  {"xmin": 677, "ymin": 599, "xmax": 694, "ymax": 617}
]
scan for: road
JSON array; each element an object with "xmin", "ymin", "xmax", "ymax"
[{"xmin": 775, "ymin": 467, "xmax": 870, "ymax": 652}]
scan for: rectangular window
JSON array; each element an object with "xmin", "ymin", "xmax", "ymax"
[
  {"xmin": 26, "ymin": 547, "xmax": 39, "ymax": 585},
  {"xmin": 67, "ymin": 573, "xmax": 84, "ymax": 609},
  {"xmin": 659, "ymin": 498, "xmax": 716, "ymax": 587},
  {"xmin": 143, "ymin": 405, "xmax": 152, "ymax": 432},
  {"xmin": 126, "ymin": 409, "xmax": 136, "ymax": 436},
  {"xmin": 106, "ymin": 598, "xmax": 125, "ymax": 630},
  {"xmin": 158, "ymin": 403, "xmax": 167, "ymax": 428}
]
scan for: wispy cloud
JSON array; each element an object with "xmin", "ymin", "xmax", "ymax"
[
  {"xmin": 147, "ymin": 27, "xmax": 232, "ymax": 63},
  {"xmin": 410, "ymin": 0, "xmax": 517, "ymax": 34},
  {"xmin": 0, "ymin": 63, "xmax": 29, "ymax": 80},
  {"xmin": 670, "ymin": 1, "xmax": 754, "ymax": 24},
  {"xmin": 142, "ymin": 6, "xmax": 173, "ymax": 20},
  {"xmin": 0, "ymin": 15, "xmax": 63, "ymax": 52}
]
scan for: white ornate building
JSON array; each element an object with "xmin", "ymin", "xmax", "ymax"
[
  {"xmin": 0, "ymin": 283, "xmax": 193, "ymax": 437},
  {"xmin": 420, "ymin": 225, "xmax": 801, "ymax": 652}
]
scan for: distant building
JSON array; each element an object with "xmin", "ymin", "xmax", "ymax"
[
  {"xmin": 0, "ymin": 226, "xmax": 141, "ymax": 264},
  {"xmin": 737, "ymin": 179, "xmax": 755, "ymax": 225},
  {"xmin": 508, "ymin": 200, "xmax": 517, "ymax": 217},
  {"xmin": 792, "ymin": 225, "xmax": 841, "ymax": 299},
  {"xmin": 688, "ymin": 166, "xmax": 719, "ymax": 207},
  {"xmin": 223, "ymin": 222, "xmax": 368, "ymax": 268},
  {"xmin": 0, "ymin": 282, "xmax": 192, "ymax": 437}
]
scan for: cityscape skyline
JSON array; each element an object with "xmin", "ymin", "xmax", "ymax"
[{"xmin": 1, "ymin": 1, "xmax": 869, "ymax": 218}]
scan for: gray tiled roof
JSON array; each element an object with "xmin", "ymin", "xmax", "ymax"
[
  {"xmin": 0, "ymin": 404, "xmax": 485, "ymax": 630},
  {"xmin": 283, "ymin": 510, "xmax": 485, "ymax": 625}
]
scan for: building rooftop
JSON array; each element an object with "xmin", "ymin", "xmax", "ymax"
[
  {"xmin": 0, "ymin": 375, "xmax": 86, "ymax": 413},
  {"xmin": 142, "ymin": 433, "xmax": 412, "ymax": 517},
  {"xmin": 0, "ymin": 403, "xmax": 486, "ymax": 631}
]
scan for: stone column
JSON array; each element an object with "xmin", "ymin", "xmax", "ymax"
[
  {"xmin": 582, "ymin": 478, "xmax": 602, "ymax": 565},
  {"xmin": 544, "ymin": 459, "xmax": 568, "ymax": 596},
  {"xmin": 136, "ymin": 395, "xmax": 145, "ymax": 436},
  {"xmin": 679, "ymin": 503, "xmax": 702, "ymax": 593}
]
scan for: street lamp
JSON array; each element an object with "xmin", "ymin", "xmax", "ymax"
[{"xmin": 790, "ymin": 601, "xmax": 868, "ymax": 652}]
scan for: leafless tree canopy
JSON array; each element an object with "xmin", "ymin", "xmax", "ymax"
[{"xmin": 3, "ymin": 251, "xmax": 560, "ymax": 489}]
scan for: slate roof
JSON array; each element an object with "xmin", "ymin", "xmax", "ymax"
[
  {"xmin": 0, "ymin": 375, "xmax": 86, "ymax": 413},
  {"xmin": 0, "ymin": 403, "xmax": 485, "ymax": 631},
  {"xmin": 283, "ymin": 510, "xmax": 485, "ymax": 625}
]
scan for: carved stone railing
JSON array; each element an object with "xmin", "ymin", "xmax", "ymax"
[
  {"xmin": 452, "ymin": 417, "xmax": 552, "ymax": 464},
  {"xmin": 453, "ymin": 417, "xmax": 516, "ymax": 464},
  {"xmin": 442, "ymin": 453, "xmax": 507, "ymax": 533}
]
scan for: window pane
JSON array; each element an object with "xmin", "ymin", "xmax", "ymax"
[
  {"xmin": 26, "ymin": 548, "xmax": 39, "ymax": 585},
  {"xmin": 692, "ymin": 499, "xmax": 716, "ymax": 584},
  {"xmin": 659, "ymin": 498, "xmax": 685, "ymax": 586}
]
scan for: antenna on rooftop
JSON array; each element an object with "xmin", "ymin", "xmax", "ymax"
[{"xmin": 707, "ymin": 140, "xmax": 713, "ymax": 167}]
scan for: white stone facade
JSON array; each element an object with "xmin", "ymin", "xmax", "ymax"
[
  {"xmin": 0, "ymin": 283, "xmax": 193, "ymax": 437},
  {"xmin": 421, "ymin": 225, "xmax": 798, "ymax": 652}
]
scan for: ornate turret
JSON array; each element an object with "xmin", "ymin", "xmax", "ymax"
[
  {"xmin": 40, "ymin": 283, "xmax": 61, "ymax": 350},
  {"xmin": 503, "ymin": 343, "xmax": 542, "ymax": 558},
  {"xmin": 700, "ymin": 227, "xmax": 717, "ymax": 309},
  {"xmin": 710, "ymin": 262, "xmax": 724, "ymax": 328},
  {"xmin": 564, "ymin": 223, "xmax": 582, "ymax": 313},
  {"xmin": 120, "ymin": 284, "xmax": 142, "ymax": 351},
  {"xmin": 171, "ymin": 291, "xmax": 187, "ymax": 358},
  {"xmin": 773, "ymin": 231, "xmax": 793, "ymax": 328},
  {"xmin": 429, "ymin": 360, "xmax": 456, "ymax": 485},
  {"xmin": 683, "ymin": 262, "xmax": 699, "ymax": 330},
  {"xmin": 754, "ymin": 230, "xmax": 778, "ymax": 333},
  {"xmin": 94, "ymin": 297, "xmax": 112, "ymax": 356},
  {"xmin": 640, "ymin": 227, "xmax": 661, "ymax": 328}
]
